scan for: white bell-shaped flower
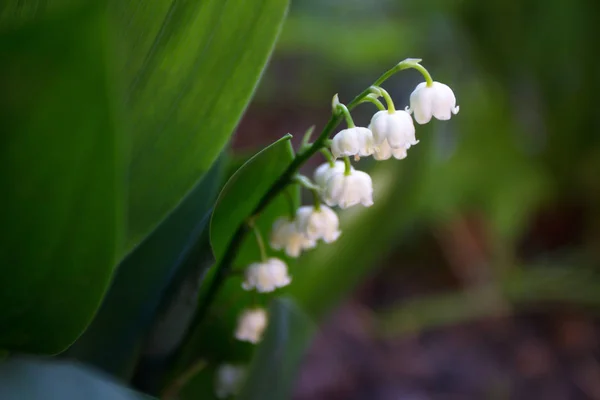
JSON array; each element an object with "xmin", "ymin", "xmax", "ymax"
[
  {"xmin": 330, "ymin": 127, "xmax": 376, "ymax": 159},
  {"xmin": 215, "ymin": 364, "xmax": 246, "ymax": 399},
  {"xmin": 314, "ymin": 161, "xmax": 351, "ymax": 189},
  {"xmin": 323, "ymin": 169, "xmax": 373, "ymax": 209},
  {"xmin": 235, "ymin": 308, "xmax": 267, "ymax": 344},
  {"xmin": 270, "ymin": 217, "xmax": 316, "ymax": 257},
  {"xmin": 369, "ymin": 110, "xmax": 418, "ymax": 150},
  {"xmin": 373, "ymin": 138, "xmax": 408, "ymax": 161},
  {"xmin": 408, "ymin": 81, "xmax": 459, "ymax": 124},
  {"xmin": 295, "ymin": 205, "xmax": 341, "ymax": 243},
  {"xmin": 241, "ymin": 257, "xmax": 291, "ymax": 293}
]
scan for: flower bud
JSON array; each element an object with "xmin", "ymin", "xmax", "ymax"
[
  {"xmin": 295, "ymin": 205, "xmax": 341, "ymax": 243},
  {"xmin": 241, "ymin": 258, "xmax": 291, "ymax": 293},
  {"xmin": 235, "ymin": 308, "xmax": 267, "ymax": 344},
  {"xmin": 408, "ymin": 81, "xmax": 459, "ymax": 124}
]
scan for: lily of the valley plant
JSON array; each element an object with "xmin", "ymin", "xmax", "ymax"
[{"xmin": 200, "ymin": 58, "xmax": 459, "ymax": 398}]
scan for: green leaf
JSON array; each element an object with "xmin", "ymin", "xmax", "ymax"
[
  {"xmin": 120, "ymin": 0, "xmax": 289, "ymax": 249},
  {"xmin": 0, "ymin": 357, "xmax": 154, "ymax": 400},
  {"xmin": 67, "ymin": 156, "xmax": 224, "ymax": 378},
  {"xmin": 210, "ymin": 135, "xmax": 297, "ymax": 264},
  {"xmin": 0, "ymin": 0, "xmax": 290, "ymax": 251},
  {"xmin": 237, "ymin": 297, "xmax": 315, "ymax": 400},
  {"xmin": 0, "ymin": 5, "xmax": 123, "ymax": 354}
]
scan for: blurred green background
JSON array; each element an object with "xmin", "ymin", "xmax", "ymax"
[{"xmin": 235, "ymin": 0, "xmax": 600, "ymax": 398}]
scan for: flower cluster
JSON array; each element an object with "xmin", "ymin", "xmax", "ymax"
[{"xmin": 221, "ymin": 61, "xmax": 458, "ymax": 398}]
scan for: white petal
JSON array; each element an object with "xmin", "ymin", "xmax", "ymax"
[
  {"xmin": 241, "ymin": 258, "xmax": 291, "ymax": 293},
  {"xmin": 330, "ymin": 127, "xmax": 375, "ymax": 158},
  {"xmin": 235, "ymin": 308, "xmax": 267, "ymax": 344},
  {"xmin": 373, "ymin": 138, "xmax": 393, "ymax": 160},
  {"xmin": 409, "ymin": 82, "xmax": 435, "ymax": 124},
  {"xmin": 385, "ymin": 110, "xmax": 415, "ymax": 149},
  {"xmin": 295, "ymin": 205, "xmax": 341, "ymax": 243},
  {"xmin": 270, "ymin": 217, "xmax": 315, "ymax": 258},
  {"xmin": 369, "ymin": 110, "xmax": 390, "ymax": 145},
  {"xmin": 431, "ymin": 81, "xmax": 458, "ymax": 121},
  {"xmin": 314, "ymin": 161, "xmax": 347, "ymax": 188},
  {"xmin": 392, "ymin": 146, "xmax": 408, "ymax": 160},
  {"xmin": 324, "ymin": 169, "xmax": 373, "ymax": 209},
  {"xmin": 331, "ymin": 128, "xmax": 359, "ymax": 158}
]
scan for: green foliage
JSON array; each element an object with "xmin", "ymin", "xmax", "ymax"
[
  {"xmin": 211, "ymin": 135, "xmax": 298, "ymax": 264},
  {"xmin": 0, "ymin": 0, "xmax": 292, "ymax": 393},
  {"xmin": 117, "ymin": 0, "xmax": 290, "ymax": 249},
  {"xmin": 173, "ymin": 136, "xmax": 300, "ymax": 377},
  {"xmin": 0, "ymin": 4, "xmax": 123, "ymax": 354},
  {"xmin": 0, "ymin": 357, "xmax": 154, "ymax": 400},
  {"xmin": 6, "ymin": 0, "xmax": 600, "ymax": 398},
  {"xmin": 176, "ymin": 135, "xmax": 300, "ymax": 365},
  {"xmin": 0, "ymin": 0, "xmax": 291, "ymax": 250},
  {"xmin": 66, "ymin": 157, "xmax": 225, "ymax": 378}
]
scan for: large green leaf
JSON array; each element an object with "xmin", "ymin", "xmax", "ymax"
[
  {"xmin": 120, "ymin": 0, "xmax": 289, "ymax": 249},
  {"xmin": 0, "ymin": 0, "xmax": 290, "ymax": 250},
  {"xmin": 0, "ymin": 5, "xmax": 123, "ymax": 354},
  {"xmin": 67, "ymin": 156, "xmax": 224, "ymax": 378},
  {"xmin": 0, "ymin": 357, "xmax": 154, "ymax": 400},
  {"xmin": 237, "ymin": 297, "xmax": 315, "ymax": 400}
]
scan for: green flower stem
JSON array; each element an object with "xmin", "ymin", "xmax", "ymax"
[
  {"xmin": 248, "ymin": 219, "xmax": 267, "ymax": 261},
  {"xmin": 359, "ymin": 95, "xmax": 386, "ymax": 111},
  {"xmin": 283, "ymin": 187, "xmax": 298, "ymax": 219},
  {"xmin": 373, "ymin": 86, "xmax": 395, "ymax": 113},
  {"xmin": 320, "ymin": 147, "xmax": 336, "ymax": 167},
  {"xmin": 294, "ymin": 175, "xmax": 322, "ymax": 211},
  {"xmin": 335, "ymin": 103, "xmax": 355, "ymax": 128},
  {"xmin": 311, "ymin": 188, "xmax": 321, "ymax": 211},
  {"xmin": 171, "ymin": 59, "xmax": 421, "ymax": 378},
  {"xmin": 412, "ymin": 62, "xmax": 434, "ymax": 86},
  {"xmin": 343, "ymin": 156, "xmax": 352, "ymax": 175}
]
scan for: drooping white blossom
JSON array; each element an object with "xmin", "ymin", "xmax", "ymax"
[
  {"xmin": 407, "ymin": 81, "xmax": 459, "ymax": 124},
  {"xmin": 369, "ymin": 110, "xmax": 418, "ymax": 151},
  {"xmin": 235, "ymin": 308, "xmax": 268, "ymax": 344},
  {"xmin": 241, "ymin": 258, "xmax": 291, "ymax": 293},
  {"xmin": 314, "ymin": 161, "xmax": 351, "ymax": 189},
  {"xmin": 215, "ymin": 364, "xmax": 246, "ymax": 399},
  {"xmin": 295, "ymin": 205, "xmax": 341, "ymax": 243},
  {"xmin": 330, "ymin": 127, "xmax": 376, "ymax": 160},
  {"xmin": 323, "ymin": 168, "xmax": 374, "ymax": 209},
  {"xmin": 372, "ymin": 138, "xmax": 408, "ymax": 161},
  {"xmin": 269, "ymin": 217, "xmax": 316, "ymax": 257}
]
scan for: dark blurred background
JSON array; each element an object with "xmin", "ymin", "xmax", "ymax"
[{"xmin": 234, "ymin": 0, "xmax": 600, "ymax": 399}]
